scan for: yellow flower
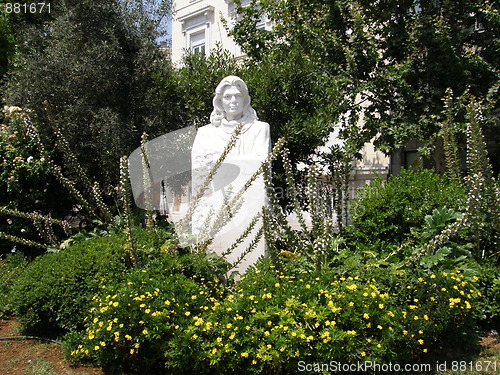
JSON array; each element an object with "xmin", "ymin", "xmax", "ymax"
[
  {"xmin": 185, "ymin": 311, "xmax": 191, "ymax": 316},
  {"xmin": 418, "ymin": 339, "xmax": 424, "ymax": 345},
  {"xmin": 403, "ymin": 330, "xmax": 408, "ymax": 336},
  {"xmin": 125, "ymin": 334, "xmax": 132, "ymax": 341},
  {"xmin": 264, "ymin": 331, "xmax": 270, "ymax": 337},
  {"xmin": 347, "ymin": 330, "xmax": 357, "ymax": 336},
  {"xmin": 306, "ymin": 284, "xmax": 311, "ymax": 289},
  {"xmin": 142, "ymin": 329, "xmax": 148, "ymax": 335},
  {"xmin": 363, "ymin": 313, "xmax": 370, "ymax": 319},
  {"xmin": 241, "ymin": 352, "xmax": 249, "ymax": 358},
  {"xmin": 423, "ymin": 315, "xmax": 429, "ymax": 320},
  {"xmin": 130, "ymin": 349, "xmax": 135, "ymax": 355},
  {"xmin": 112, "ymin": 301, "xmax": 119, "ymax": 307},
  {"xmin": 361, "ymin": 351, "xmax": 366, "ymax": 357},
  {"xmin": 378, "ymin": 304, "xmax": 384, "ymax": 309},
  {"xmin": 94, "ymin": 346, "xmax": 100, "ymax": 351}
]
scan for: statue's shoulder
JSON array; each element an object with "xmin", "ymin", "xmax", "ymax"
[
  {"xmin": 195, "ymin": 124, "xmax": 216, "ymax": 137},
  {"xmin": 198, "ymin": 124, "xmax": 215, "ymax": 132},
  {"xmin": 252, "ymin": 120, "xmax": 270, "ymax": 131}
]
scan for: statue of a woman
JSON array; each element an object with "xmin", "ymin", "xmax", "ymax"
[
  {"xmin": 190, "ymin": 76, "xmax": 270, "ymax": 274},
  {"xmin": 192, "ymin": 75, "xmax": 270, "ymax": 161}
]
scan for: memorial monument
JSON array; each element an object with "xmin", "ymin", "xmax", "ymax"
[{"xmin": 191, "ymin": 75, "xmax": 271, "ymax": 274}]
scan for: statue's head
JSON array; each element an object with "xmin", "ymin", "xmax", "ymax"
[{"xmin": 211, "ymin": 76, "xmax": 257, "ymax": 126}]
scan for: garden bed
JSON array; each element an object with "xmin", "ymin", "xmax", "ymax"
[{"xmin": 0, "ymin": 318, "xmax": 103, "ymax": 375}]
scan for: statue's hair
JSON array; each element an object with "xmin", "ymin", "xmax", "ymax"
[{"xmin": 210, "ymin": 75, "xmax": 257, "ymax": 126}]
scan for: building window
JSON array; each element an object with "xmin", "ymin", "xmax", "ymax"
[{"xmin": 190, "ymin": 31, "xmax": 206, "ymax": 54}]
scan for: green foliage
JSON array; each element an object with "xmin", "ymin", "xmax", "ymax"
[
  {"xmin": 229, "ymin": 0, "xmax": 500, "ymax": 153},
  {"xmin": 68, "ymin": 259, "xmax": 480, "ymax": 373},
  {"xmin": 349, "ymin": 169, "xmax": 467, "ymax": 254},
  {"xmin": 475, "ymin": 262, "xmax": 500, "ymax": 326},
  {"xmin": 0, "ymin": 251, "xmax": 28, "ymax": 318},
  {"xmin": 240, "ymin": 51, "xmax": 352, "ymax": 165},
  {"xmin": 10, "ymin": 233, "xmax": 130, "ymax": 336}
]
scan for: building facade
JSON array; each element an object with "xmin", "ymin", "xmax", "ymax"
[{"xmin": 171, "ymin": 0, "xmax": 271, "ymax": 64}]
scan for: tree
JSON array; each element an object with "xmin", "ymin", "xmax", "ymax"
[
  {"xmin": 2, "ymin": 0, "xmax": 175, "ymax": 208},
  {"xmin": 229, "ymin": 0, "xmax": 500, "ymax": 161}
]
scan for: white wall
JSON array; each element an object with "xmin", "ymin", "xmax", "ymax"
[{"xmin": 171, "ymin": 0, "xmax": 241, "ymax": 65}]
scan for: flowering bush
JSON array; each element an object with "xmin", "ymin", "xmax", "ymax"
[
  {"xmin": 65, "ymin": 255, "xmax": 222, "ymax": 374},
  {"xmin": 0, "ymin": 108, "xmax": 70, "ymax": 254},
  {"xmin": 68, "ymin": 259, "xmax": 480, "ymax": 374}
]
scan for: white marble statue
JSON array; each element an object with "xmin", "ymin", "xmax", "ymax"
[
  {"xmin": 192, "ymin": 76, "xmax": 270, "ymax": 161},
  {"xmin": 191, "ymin": 75, "xmax": 271, "ymax": 275}
]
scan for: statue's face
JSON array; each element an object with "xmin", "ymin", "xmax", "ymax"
[{"xmin": 222, "ymin": 85, "xmax": 245, "ymax": 121}]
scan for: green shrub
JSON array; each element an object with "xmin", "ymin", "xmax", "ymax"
[
  {"xmin": 0, "ymin": 251, "xmax": 28, "ymax": 318},
  {"xmin": 69, "ymin": 259, "xmax": 480, "ymax": 374},
  {"xmin": 10, "ymin": 233, "xmax": 130, "ymax": 336},
  {"xmin": 475, "ymin": 261, "xmax": 500, "ymax": 326},
  {"xmin": 349, "ymin": 168, "xmax": 466, "ymax": 254},
  {"xmin": 65, "ymin": 253, "xmax": 227, "ymax": 374}
]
